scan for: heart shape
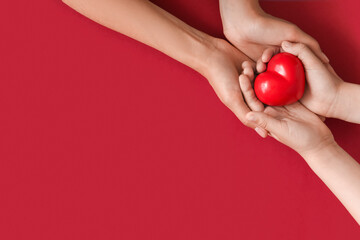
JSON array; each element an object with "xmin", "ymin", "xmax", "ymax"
[{"xmin": 254, "ymin": 52, "xmax": 305, "ymax": 106}]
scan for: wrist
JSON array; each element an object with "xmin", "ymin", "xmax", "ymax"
[
  {"xmin": 186, "ymin": 33, "xmax": 219, "ymax": 77},
  {"xmin": 171, "ymin": 26, "xmax": 218, "ymax": 77},
  {"xmin": 300, "ymin": 138, "xmax": 338, "ymax": 166},
  {"xmin": 326, "ymin": 81, "xmax": 349, "ymax": 120}
]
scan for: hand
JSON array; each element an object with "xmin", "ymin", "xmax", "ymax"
[
  {"xmin": 239, "ymin": 62, "xmax": 334, "ymax": 155},
  {"xmin": 256, "ymin": 42, "xmax": 344, "ymax": 118},
  {"xmin": 219, "ymin": 0, "xmax": 328, "ymax": 63},
  {"xmin": 203, "ymin": 39, "xmax": 257, "ymax": 127},
  {"xmin": 246, "ymin": 102, "xmax": 334, "ymax": 156}
]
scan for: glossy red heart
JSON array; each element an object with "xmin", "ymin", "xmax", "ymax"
[{"xmin": 254, "ymin": 52, "xmax": 305, "ymax": 106}]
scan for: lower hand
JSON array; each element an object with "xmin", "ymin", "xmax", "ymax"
[
  {"xmin": 246, "ymin": 102, "xmax": 335, "ymax": 157},
  {"xmin": 203, "ymin": 38, "xmax": 257, "ymax": 127}
]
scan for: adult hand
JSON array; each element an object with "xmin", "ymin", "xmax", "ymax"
[
  {"xmin": 204, "ymin": 39, "xmax": 256, "ymax": 127},
  {"xmin": 63, "ymin": 0, "xmax": 258, "ymax": 128},
  {"xmin": 219, "ymin": 0, "xmax": 328, "ymax": 63}
]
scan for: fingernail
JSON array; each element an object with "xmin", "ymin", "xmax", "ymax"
[
  {"xmin": 322, "ymin": 52, "xmax": 329, "ymax": 62},
  {"xmin": 246, "ymin": 114, "xmax": 257, "ymax": 122},
  {"xmin": 283, "ymin": 41, "xmax": 292, "ymax": 48}
]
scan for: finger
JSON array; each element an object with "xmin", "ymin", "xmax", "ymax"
[
  {"xmin": 239, "ymin": 74, "xmax": 264, "ymax": 112},
  {"xmin": 296, "ymin": 31, "xmax": 329, "ymax": 63},
  {"xmin": 281, "ymin": 41, "xmax": 322, "ymax": 68},
  {"xmin": 262, "ymin": 47, "xmax": 278, "ymax": 63},
  {"xmin": 233, "ymin": 104, "xmax": 258, "ymax": 129},
  {"xmin": 222, "ymin": 92, "xmax": 257, "ymax": 129},
  {"xmin": 244, "ymin": 67, "xmax": 254, "ymax": 83},
  {"xmin": 255, "ymin": 127, "xmax": 268, "ymax": 138},
  {"xmin": 242, "ymin": 61, "xmax": 253, "ymax": 70},
  {"xmin": 246, "ymin": 111, "xmax": 282, "ymax": 134},
  {"xmin": 256, "ymin": 58, "xmax": 267, "ymax": 73},
  {"xmin": 243, "ymin": 61, "xmax": 255, "ymax": 81},
  {"xmin": 285, "ymin": 25, "xmax": 328, "ymax": 63},
  {"xmin": 234, "ymin": 41, "xmax": 266, "ymax": 62}
]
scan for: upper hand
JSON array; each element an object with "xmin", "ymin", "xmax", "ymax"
[{"xmin": 219, "ymin": 0, "xmax": 328, "ymax": 63}]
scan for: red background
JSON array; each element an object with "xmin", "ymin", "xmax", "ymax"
[{"xmin": 1, "ymin": 0, "xmax": 360, "ymax": 239}]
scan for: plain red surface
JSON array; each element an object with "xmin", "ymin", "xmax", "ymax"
[{"xmin": 1, "ymin": 0, "xmax": 360, "ymax": 239}]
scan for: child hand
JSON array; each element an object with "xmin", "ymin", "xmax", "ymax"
[
  {"xmin": 246, "ymin": 102, "xmax": 334, "ymax": 157},
  {"xmin": 239, "ymin": 64, "xmax": 334, "ymax": 156},
  {"xmin": 256, "ymin": 41, "xmax": 344, "ymax": 118}
]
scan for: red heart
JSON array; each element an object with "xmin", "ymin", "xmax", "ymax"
[{"xmin": 254, "ymin": 52, "xmax": 305, "ymax": 106}]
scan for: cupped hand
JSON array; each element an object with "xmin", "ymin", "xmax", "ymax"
[
  {"xmin": 256, "ymin": 42, "xmax": 343, "ymax": 118},
  {"xmin": 219, "ymin": 0, "xmax": 328, "ymax": 63},
  {"xmin": 203, "ymin": 38, "xmax": 256, "ymax": 127},
  {"xmin": 246, "ymin": 102, "xmax": 335, "ymax": 156},
  {"xmin": 239, "ymin": 60, "xmax": 334, "ymax": 156}
]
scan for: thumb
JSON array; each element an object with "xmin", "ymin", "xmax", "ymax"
[
  {"xmin": 281, "ymin": 41, "xmax": 322, "ymax": 67},
  {"xmin": 246, "ymin": 111, "xmax": 281, "ymax": 134}
]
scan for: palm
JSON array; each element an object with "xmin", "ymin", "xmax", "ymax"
[
  {"xmin": 204, "ymin": 39, "xmax": 255, "ymax": 126},
  {"xmin": 262, "ymin": 103, "xmax": 333, "ymax": 155}
]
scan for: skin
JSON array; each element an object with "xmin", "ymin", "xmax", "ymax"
[
  {"xmin": 240, "ymin": 42, "xmax": 360, "ymax": 225},
  {"xmin": 219, "ymin": 0, "xmax": 329, "ymax": 63},
  {"xmin": 62, "ymin": 0, "xmax": 325, "ymax": 128},
  {"xmin": 243, "ymin": 41, "xmax": 360, "ymax": 124}
]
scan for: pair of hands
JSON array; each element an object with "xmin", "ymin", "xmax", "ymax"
[
  {"xmin": 205, "ymin": 0, "xmax": 328, "ymax": 126},
  {"xmin": 241, "ymin": 41, "xmax": 343, "ymax": 157},
  {"xmin": 204, "ymin": 0, "xmax": 340, "ymax": 156}
]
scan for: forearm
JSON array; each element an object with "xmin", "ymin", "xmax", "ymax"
[
  {"xmin": 302, "ymin": 143, "xmax": 360, "ymax": 225},
  {"xmin": 62, "ymin": 0, "xmax": 215, "ymax": 76},
  {"xmin": 331, "ymin": 82, "xmax": 360, "ymax": 123}
]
